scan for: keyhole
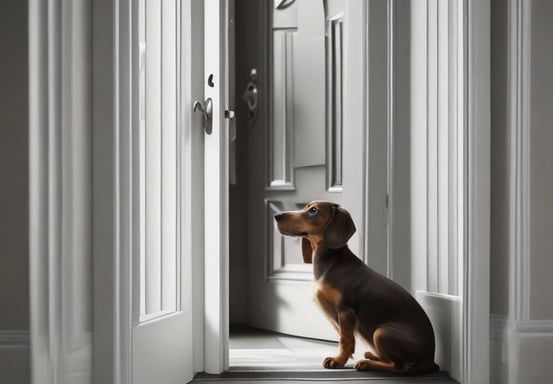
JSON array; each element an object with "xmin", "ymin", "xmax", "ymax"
[{"xmin": 208, "ymin": 74, "xmax": 215, "ymax": 88}]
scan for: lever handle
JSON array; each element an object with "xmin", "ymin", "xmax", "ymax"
[{"xmin": 193, "ymin": 97, "xmax": 213, "ymax": 134}]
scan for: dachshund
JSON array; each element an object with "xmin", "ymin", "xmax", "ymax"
[{"xmin": 274, "ymin": 201, "xmax": 439, "ymax": 374}]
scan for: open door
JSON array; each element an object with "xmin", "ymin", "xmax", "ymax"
[
  {"xmin": 247, "ymin": 0, "xmax": 369, "ymax": 341},
  {"xmin": 128, "ymin": 0, "xmax": 232, "ymax": 380},
  {"xmin": 130, "ymin": 0, "xmax": 194, "ymax": 383},
  {"xmin": 92, "ymin": 0, "xmax": 207, "ymax": 382}
]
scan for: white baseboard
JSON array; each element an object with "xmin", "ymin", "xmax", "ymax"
[
  {"xmin": 0, "ymin": 330, "xmax": 30, "ymax": 384},
  {"xmin": 490, "ymin": 314, "xmax": 553, "ymax": 384}
]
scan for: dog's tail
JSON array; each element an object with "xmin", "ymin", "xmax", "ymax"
[{"xmin": 407, "ymin": 362, "xmax": 440, "ymax": 375}]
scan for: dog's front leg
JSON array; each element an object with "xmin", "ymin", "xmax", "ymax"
[{"xmin": 323, "ymin": 308, "xmax": 356, "ymax": 369}]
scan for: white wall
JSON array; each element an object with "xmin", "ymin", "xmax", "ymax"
[
  {"xmin": 0, "ymin": 1, "xmax": 30, "ymax": 383},
  {"xmin": 490, "ymin": 0, "xmax": 553, "ymax": 382}
]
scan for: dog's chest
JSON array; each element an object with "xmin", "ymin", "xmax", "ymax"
[{"xmin": 313, "ymin": 279, "xmax": 342, "ymax": 308}]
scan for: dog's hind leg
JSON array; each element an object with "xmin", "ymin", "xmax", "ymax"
[{"xmin": 354, "ymin": 326, "xmax": 416, "ymax": 373}]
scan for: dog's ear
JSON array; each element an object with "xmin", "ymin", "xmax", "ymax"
[
  {"xmin": 324, "ymin": 206, "xmax": 356, "ymax": 249},
  {"xmin": 302, "ymin": 237, "xmax": 313, "ymax": 264}
]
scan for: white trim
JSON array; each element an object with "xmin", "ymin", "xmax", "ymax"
[
  {"xmin": 410, "ymin": 0, "xmax": 490, "ymax": 382},
  {"xmin": 29, "ymin": 0, "xmax": 51, "ymax": 381},
  {"xmin": 92, "ymin": 0, "xmax": 131, "ymax": 382},
  {"xmin": 514, "ymin": 320, "xmax": 553, "ymax": 334},
  {"xmin": 115, "ymin": 0, "xmax": 133, "ymax": 382},
  {"xmin": 463, "ymin": 0, "xmax": 491, "ymax": 382},
  {"xmin": 182, "ymin": 0, "xmax": 207, "ymax": 375},
  {"xmin": 203, "ymin": 0, "xmax": 230, "ymax": 374},
  {"xmin": 508, "ymin": 0, "xmax": 531, "ymax": 323},
  {"xmin": 490, "ymin": 314, "xmax": 553, "ymax": 384},
  {"xmin": 30, "ymin": 1, "xmax": 93, "ymax": 383}
]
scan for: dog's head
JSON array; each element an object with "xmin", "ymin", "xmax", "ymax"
[{"xmin": 274, "ymin": 201, "xmax": 356, "ymax": 263}]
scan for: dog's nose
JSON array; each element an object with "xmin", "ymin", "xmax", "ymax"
[{"xmin": 274, "ymin": 213, "xmax": 284, "ymax": 222}]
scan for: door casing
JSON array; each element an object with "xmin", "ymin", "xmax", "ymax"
[{"xmin": 29, "ymin": 0, "xmax": 490, "ymax": 383}]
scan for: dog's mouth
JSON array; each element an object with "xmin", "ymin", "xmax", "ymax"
[{"xmin": 278, "ymin": 229, "xmax": 307, "ymax": 237}]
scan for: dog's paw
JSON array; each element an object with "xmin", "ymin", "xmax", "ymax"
[
  {"xmin": 354, "ymin": 359, "xmax": 374, "ymax": 371},
  {"xmin": 322, "ymin": 356, "xmax": 347, "ymax": 369}
]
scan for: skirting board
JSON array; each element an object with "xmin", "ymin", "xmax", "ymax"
[
  {"xmin": 0, "ymin": 331, "xmax": 30, "ymax": 384},
  {"xmin": 416, "ymin": 291, "xmax": 462, "ymax": 382},
  {"xmin": 490, "ymin": 314, "xmax": 553, "ymax": 384}
]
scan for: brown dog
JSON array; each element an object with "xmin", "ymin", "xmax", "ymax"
[{"xmin": 274, "ymin": 201, "xmax": 439, "ymax": 374}]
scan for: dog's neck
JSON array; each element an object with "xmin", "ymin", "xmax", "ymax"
[{"xmin": 310, "ymin": 241, "xmax": 350, "ymax": 280}]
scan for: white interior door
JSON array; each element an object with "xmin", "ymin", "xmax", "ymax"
[
  {"xmin": 248, "ymin": 0, "xmax": 367, "ymax": 341},
  {"xmin": 129, "ymin": 0, "xmax": 230, "ymax": 378},
  {"xmin": 131, "ymin": 1, "xmax": 193, "ymax": 383}
]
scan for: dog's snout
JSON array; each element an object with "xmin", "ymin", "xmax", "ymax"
[{"xmin": 274, "ymin": 213, "xmax": 284, "ymax": 222}]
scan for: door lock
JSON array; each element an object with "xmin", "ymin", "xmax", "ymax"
[{"xmin": 193, "ymin": 97, "xmax": 213, "ymax": 134}]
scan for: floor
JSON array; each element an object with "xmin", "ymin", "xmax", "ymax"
[{"xmin": 190, "ymin": 326, "xmax": 458, "ymax": 383}]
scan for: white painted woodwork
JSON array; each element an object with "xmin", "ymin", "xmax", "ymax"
[
  {"xmin": 464, "ymin": 0, "xmax": 491, "ymax": 381},
  {"xmin": 30, "ymin": 0, "xmax": 93, "ymax": 382},
  {"xmin": 29, "ymin": 0, "xmax": 493, "ymax": 381},
  {"xmin": 138, "ymin": 0, "xmax": 179, "ymax": 322},
  {"xmin": 248, "ymin": 0, "xmax": 368, "ymax": 341},
  {"xmin": 131, "ymin": 1, "xmax": 193, "ymax": 383},
  {"xmin": 91, "ymin": 0, "xmax": 199, "ymax": 383},
  {"xmin": 410, "ymin": 0, "xmax": 490, "ymax": 382},
  {"xmin": 490, "ymin": 1, "xmax": 553, "ymax": 383},
  {"xmin": 203, "ymin": 0, "xmax": 231, "ymax": 374}
]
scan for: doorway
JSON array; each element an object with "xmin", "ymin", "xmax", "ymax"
[
  {"xmin": 227, "ymin": 0, "xmax": 490, "ymax": 382},
  {"xmin": 229, "ymin": 0, "xmax": 388, "ymax": 369}
]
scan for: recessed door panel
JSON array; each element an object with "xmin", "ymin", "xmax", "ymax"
[{"xmin": 248, "ymin": 0, "xmax": 366, "ymax": 340}]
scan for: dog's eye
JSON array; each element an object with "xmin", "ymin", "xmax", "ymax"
[{"xmin": 307, "ymin": 207, "xmax": 319, "ymax": 216}]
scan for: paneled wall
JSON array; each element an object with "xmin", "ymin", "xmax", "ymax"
[{"xmin": 490, "ymin": 0, "xmax": 553, "ymax": 382}]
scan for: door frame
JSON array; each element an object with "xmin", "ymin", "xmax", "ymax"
[
  {"xmin": 463, "ymin": 0, "xmax": 491, "ymax": 381},
  {"xmin": 29, "ymin": 0, "xmax": 489, "ymax": 383},
  {"xmin": 224, "ymin": 0, "xmax": 491, "ymax": 381}
]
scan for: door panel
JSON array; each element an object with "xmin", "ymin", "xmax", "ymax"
[
  {"xmin": 132, "ymin": 0, "xmax": 191, "ymax": 382},
  {"xmin": 248, "ymin": 0, "xmax": 366, "ymax": 340}
]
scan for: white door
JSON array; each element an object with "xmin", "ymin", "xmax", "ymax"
[
  {"xmin": 131, "ymin": 1, "xmax": 194, "ymax": 383},
  {"xmin": 248, "ymin": 0, "xmax": 367, "ymax": 340},
  {"xmin": 132, "ymin": 0, "xmax": 228, "ymax": 378},
  {"xmin": 130, "ymin": 0, "xmax": 231, "ymax": 379}
]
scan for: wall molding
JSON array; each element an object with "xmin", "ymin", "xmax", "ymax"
[
  {"xmin": 29, "ymin": 0, "xmax": 93, "ymax": 383},
  {"xmin": 491, "ymin": 314, "xmax": 553, "ymax": 335},
  {"xmin": 507, "ymin": 0, "xmax": 532, "ymax": 323},
  {"xmin": 410, "ymin": 0, "xmax": 491, "ymax": 381},
  {"xmin": 490, "ymin": 314, "xmax": 553, "ymax": 384}
]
